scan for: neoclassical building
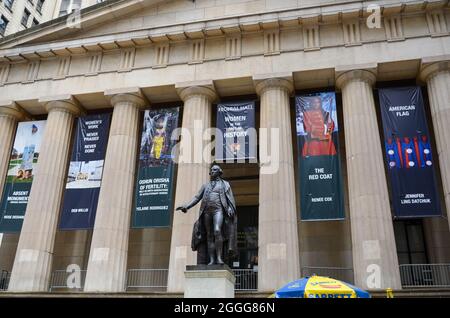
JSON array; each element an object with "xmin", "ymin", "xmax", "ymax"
[{"xmin": 0, "ymin": 0, "xmax": 449, "ymax": 296}]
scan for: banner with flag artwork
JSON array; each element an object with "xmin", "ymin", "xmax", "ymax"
[
  {"xmin": 379, "ymin": 86, "xmax": 441, "ymax": 218},
  {"xmin": 295, "ymin": 92, "xmax": 344, "ymax": 221}
]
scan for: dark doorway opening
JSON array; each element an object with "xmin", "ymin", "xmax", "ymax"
[
  {"xmin": 394, "ymin": 219, "xmax": 428, "ymax": 265},
  {"xmin": 230, "ymin": 205, "xmax": 258, "ymax": 270},
  {"xmin": 227, "ymin": 205, "xmax": 258, "ymax": 291}
]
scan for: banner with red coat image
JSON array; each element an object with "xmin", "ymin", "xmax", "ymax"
[
  {"xmin": 296, "ymin": 92, "xmax": 344, "ymax": 220},
  {"xmin": 379, "ymin": 86, "xmax": 441, "ymax": 218}
]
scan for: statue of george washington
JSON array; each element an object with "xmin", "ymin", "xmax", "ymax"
[{"xmin": 176, "ymin": 164, "xmax": 237, "ymax": 265}]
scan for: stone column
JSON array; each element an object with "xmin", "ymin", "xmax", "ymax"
[
  {"xmin": 0, "ymin": 102, "xmax": 27, "ymax": 198},
  {"xmin": 254, "ymin": 73, "xmax": 300, "ymax": 292},
  {"xmin": 167, "ymin": 81, "xmax": 216, "ymax": 293},
  {"xmin": 336, "ymin": 66, "xmax": 401, "ymax": 290},
  {"xmin": 84, "ymin": 88, "xmax": 146, "ymax": 292},
  {"xmin": 8, "ymin": 96, "xmax": 82, "ymax": 292},
  {"xmin": 420, "ymin": 58, "xmax": 450, "ymax": 232}
]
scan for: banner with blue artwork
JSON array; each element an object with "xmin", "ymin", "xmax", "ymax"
[
  {"xmin": 0, "ymin": 120, "xmax": 46, "ymax": 232},
  {"xmin": 379, "ymin": 86, "xmax": 441, "ymax": 218},
  {"xmin": 59, "ymin": 113, "xmax": 111, "ymax": 229},
  {"xmin": 132, "ymin": 107, "xmax": 180, "ymax": 228},
  {"xmin": 296, "ymin": 92, "xmax": 344, "ymax": 221}
]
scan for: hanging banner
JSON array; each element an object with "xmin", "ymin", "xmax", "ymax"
[
  {"xmin": 296, "ymin": 93, "xmax": 344, "ymax": 221},
  {"xmin": 216, "ymin": 101, "xmax": 256, "ymax": 161},
  {"xmin": 59, "ymin": 113, "xmax": 112, "ymax": 230},
  {"xmin": 132, "ymin": 107, "xmax": 179, "ymax": 228},
  {"xmin": 0, "ymin": 120, "xmax": 46, "ymax": 232},
  {"xmin": 379, "ymin": 87, "xmax": 441, "ymax": 218}
]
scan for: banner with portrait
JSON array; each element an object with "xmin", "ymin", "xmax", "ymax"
[
  {"xmin": 296, "ymin": 92, "xmax": 344, "ymax": 221},
  {"xmin": 59, "ymin": 113, "xmax": 112, "ymax": 229},
  {"xmin": 216, "ymin": 101, "xmax": 256, "ymax": 161},
  {"xmin": 379, "ymin": 87, "xmax": 441, "ymax": 218},
  {"xmin": 0, "ymin": 120, "xmax": 47, "ymax": 232},
  {"xmin": 132, "ymin": 107, "xmax": 180, "ymax": 228}
]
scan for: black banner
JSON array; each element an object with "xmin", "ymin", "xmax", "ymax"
[
  {"xmin": 379, "ymin": 86, "xmax": 441, "ymax": 218},
  {"xmin": 132, "ymin": 107, "xmax": 179, "ymax": 228},
  {"xmin": 216, "ymin": 101, "xmax": 256, "ymax": 161},
  {"xmin": 59, "ymin": 113, "xmax": 111, "ymax": 229},
  {"xmin": 296, "ymin": 93, "xmax": 344, "ymax": 221}
]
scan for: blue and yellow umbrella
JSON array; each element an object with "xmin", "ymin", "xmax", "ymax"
[{"xmin": 274, "ymin": 275, "xmax": 371, "ymax": 298}]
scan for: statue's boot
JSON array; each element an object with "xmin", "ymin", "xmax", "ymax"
[
  {"xmin": 215, "ymin": 237, "xmax": 224, "ymax": 265},
  {"xmin": 207, "ymin": 241, "xmax": 216, "ymax": 266}
]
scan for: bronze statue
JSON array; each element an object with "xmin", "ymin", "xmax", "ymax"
[{"xmin": 176, "ymin": 164, "xmax": 237, "ymax": 265}]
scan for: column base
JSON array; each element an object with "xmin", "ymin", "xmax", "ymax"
[{"xmin": 184, "ymin": 265, "xmax": 235, "ymax": 298}]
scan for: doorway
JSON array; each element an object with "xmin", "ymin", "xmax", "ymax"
[{"xmin": 394, "ymin": 219, "xmax": 428, "ymax": 265}]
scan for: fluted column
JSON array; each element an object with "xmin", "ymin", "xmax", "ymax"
[
  {"xmin": 254, "ymin": 74, "xmax": 300, "ymax": 292},
  {"xmin": 84, "ymin": 88, "xmax": 146, "ymax": 292},
  {"xmin": 420, "ymin": 59, "xmax": 450, "ymax": 232},
  {"xmin": 336, "ymin": 67, "xmax": 401, "ymax": 290},
  {"xmin": 167, "ymin": 81, "xmax": 216, "ymax": 293},
  {"xmin": 0, "ymin": 102, "xmax": 27, "ymax": 199},
  {"xmin": 8, "ymin": 96, "xmax": 83, "ymax": 292}
]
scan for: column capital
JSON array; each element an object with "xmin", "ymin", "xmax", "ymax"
[
  {"xmin": 0, "ymin": 101, "xmax": 29, "ymax": 121},
  {"xmin": 420, "ymin": 56, "xmax": 450, "ymax": 82},
  {"xmin": 335, "ymin": 64, "xmax": 377, "ymax": 89},
  {"xmin": 253, "ymin": 72, "xmax": 294, "ymax": 96},
  {"xmin": 39, "ymin": 95, "xmax": 84, "ymax": 116},
  {"xmin": 176, "ymin": 80, "xmax": 217, "ymax": 103},
  {"xmin": 104, "ymin": 87, "xmax": 147, "ymax": 108}
]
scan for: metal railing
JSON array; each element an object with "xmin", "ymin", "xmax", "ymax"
[
  {"xmin": 17, "ymin": 264, "xmax": 450, "ymax": 292},
  {"xmin": 46, "ymin": 268, "xmax": 259, "ymax": 292},
  {"xmin": 233, "ymin": 269, "xmax": 258, "ymax": 291},
  {"xmin": 125, "ymin": 269, "xmax": 258, "ymax": 291},
  {"xmin": 49, "ymin": 270, "xmax": 87, "ymax": 292},
  {"xmin": 126, "ymin": 269, "xmax": 168, "ymax": 291},
  {"xmin": 400, "ymin": 264, "xmax": 450, "ymax": 288},
  {"xmin": 0, "ymin": 270, "xmax": 10, "ymax": 291},
  {"xmin": 302, "ymin": 266, "xmax": 355, "ymax": 284}
]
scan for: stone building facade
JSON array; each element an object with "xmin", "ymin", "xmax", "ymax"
[
  {"xmin": 0, "ymin": 0, "xmax": 449, "ymax": 295},
  {"xmin": 0, "ymin": 0, "xmax": 59, "ymax": 37},
  {"xmin": 0, "ymin": 0, "xmax": 106, "ymax": 38}
]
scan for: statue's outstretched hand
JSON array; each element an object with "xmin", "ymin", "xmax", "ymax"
[{"xmin": 176, "ymin": 205, "xmax": 188, "ymax": 213}]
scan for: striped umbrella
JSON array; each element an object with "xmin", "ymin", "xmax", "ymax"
[{"xmin": 274, "ymin": 275, "xmax": 371, "ymax": 298}]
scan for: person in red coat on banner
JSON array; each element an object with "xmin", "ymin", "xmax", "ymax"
[{"xmin": 301, "ymin": 96, "xmax": 337, "ymax": 157}]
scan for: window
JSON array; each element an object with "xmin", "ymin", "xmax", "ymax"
[
  {"xmin": 32, "ymin": 18, "xmax": 39, "ymax": 27},
  {"xmin": 58, "ymin": 0, "xmax": 81, "ymax": 17},
  {"xmin": 0, "ymin": 15, "xmax": 9, "ymax": 36},
  {"xmin": 4, "ymin": 0, "xmax": 15, "ymax": 11},
  {"xmin": 21, "ymin": 9, "xmax": 30, "ymax": 27},
  {"xmin": 36, "ymin": 0, "xmax": 44, "ymax": 14}
]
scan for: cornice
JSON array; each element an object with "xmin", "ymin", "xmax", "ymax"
[{"xmin": 0, "ymin": 1, "xmax": 447, "ymax": 63}]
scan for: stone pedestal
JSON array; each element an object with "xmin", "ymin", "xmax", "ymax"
[{"xmin": 184, "ymin": 265, "xmax": 235, "ymax": 298}]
